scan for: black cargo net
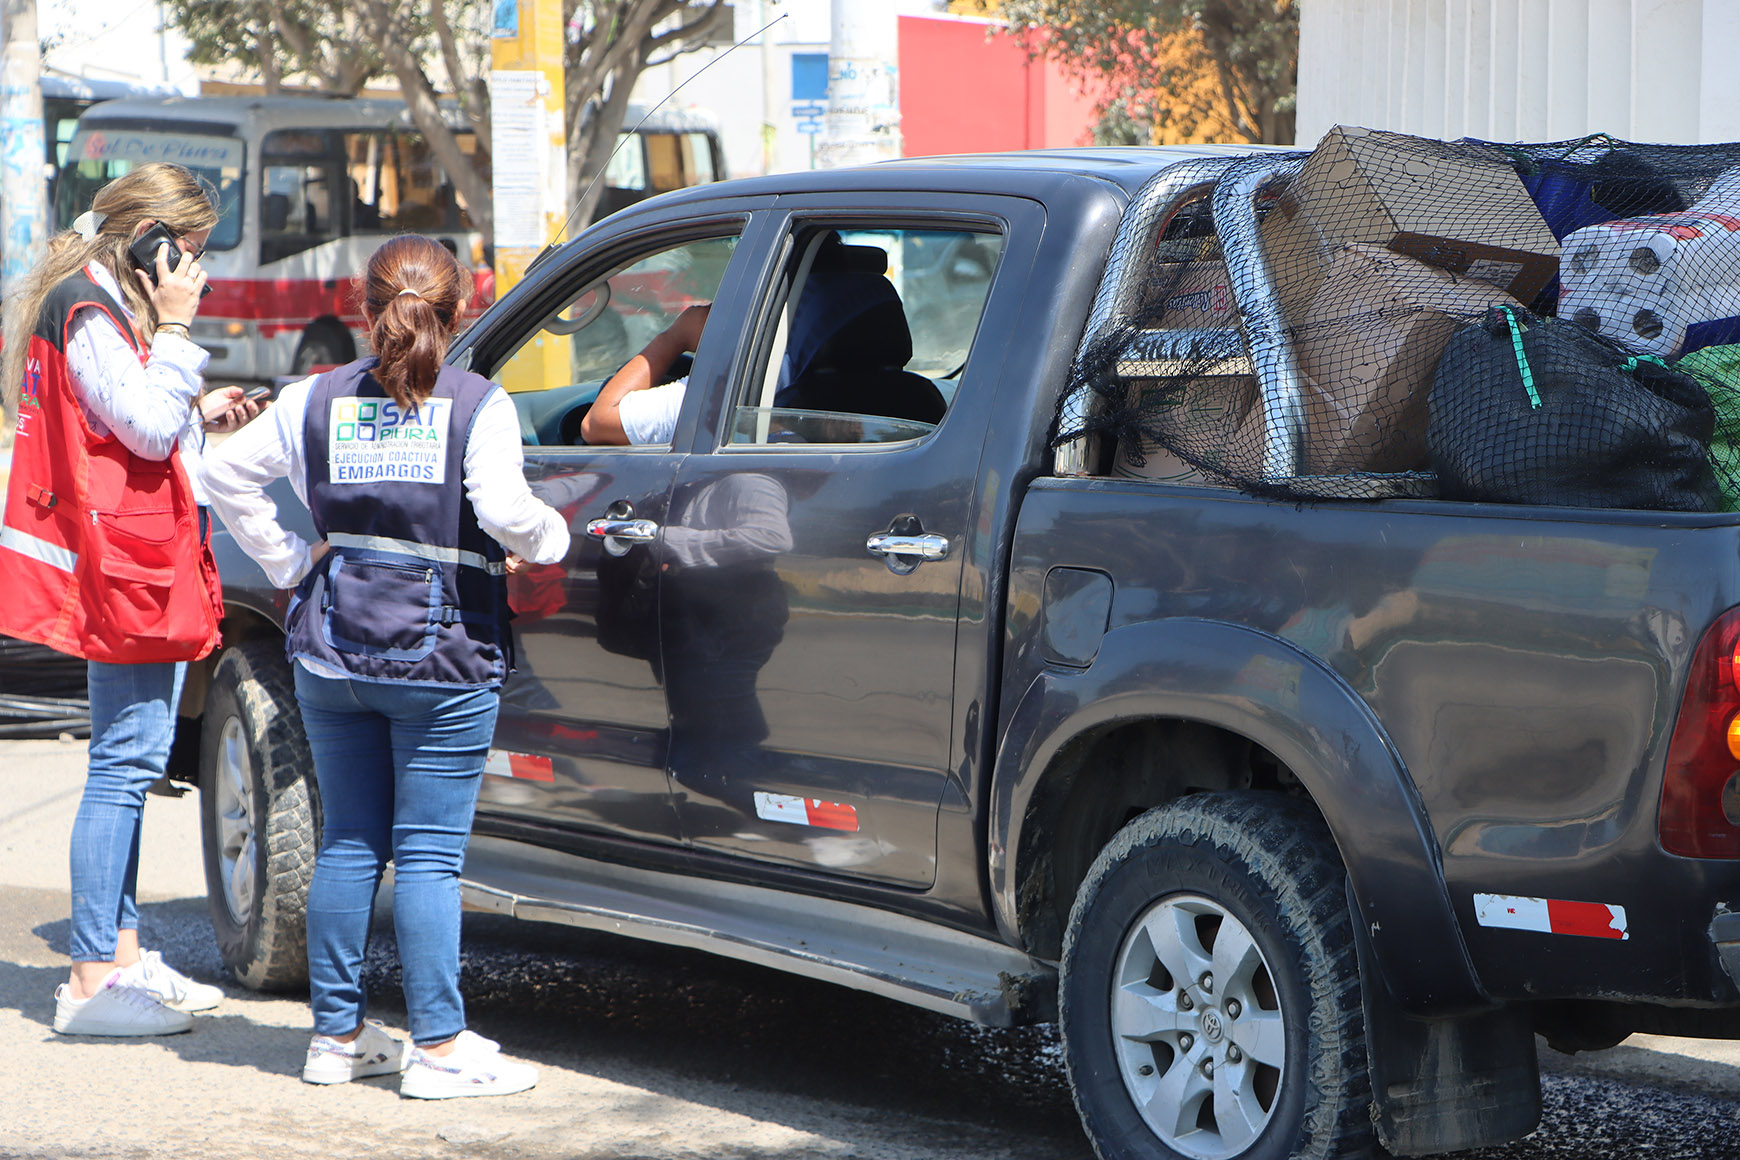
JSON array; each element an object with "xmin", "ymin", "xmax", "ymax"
[{"xmin": 1054, "ymin": 129, "xmax": 1740, "ymax": 511}]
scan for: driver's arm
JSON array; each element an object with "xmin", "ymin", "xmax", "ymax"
[{"xmin": 581, "ymin": 304, "xmax": 710, "ymax": 445}]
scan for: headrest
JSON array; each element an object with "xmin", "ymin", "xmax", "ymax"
[
  {"xmin": 812, "ymin": 236, "xmax": 889, "ymax": 275},
  {"xmin": 780, "ymin": 267, "xmax": 912, "ymax": 386}
]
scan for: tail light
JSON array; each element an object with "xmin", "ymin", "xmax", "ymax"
[{"xmin": 1660, "ymin": 607, "xmax": 1740, "ymax": 857}]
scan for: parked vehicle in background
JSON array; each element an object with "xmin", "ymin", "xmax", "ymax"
[
  {"xmin": 54, "ymin": 95, "xmax": 729, "ymax": 384},
  {"xmin": 41, "ymin": 75, "xmax": 177, "ymax": 196},
  {"xmin": 596, "ymin": 103, "xmax": 726, "ymax": 222},
  {"xmin": 54, "ymin": 94, "xmax": 492, "ymax": 382}
]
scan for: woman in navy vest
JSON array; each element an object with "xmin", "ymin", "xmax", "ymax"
[{"xmin": 203, "ymin": 236, "xmax": 570, "ymax": 1098}]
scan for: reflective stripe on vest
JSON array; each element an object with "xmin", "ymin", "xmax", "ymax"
[
  {"xmin": 326, "ymin": 531, "xmax": 508, "ymax": 575},
  {"xmin": 0, "ymin": 525, "xmax": 78, "ymax": 574}
]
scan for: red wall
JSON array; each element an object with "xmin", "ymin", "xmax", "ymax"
[{"xmin": 898, "ymin": 15, "xmax": 1101, "ymax": 158}]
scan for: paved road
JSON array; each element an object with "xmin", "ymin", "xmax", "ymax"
[{"xmin": 4, "ymin": 737, "xmax": 1740, "ymax": 1160}]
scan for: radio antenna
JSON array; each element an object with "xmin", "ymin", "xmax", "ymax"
[{"xmin": 539, "ymin": 10, "xmax": 789, "ymax": 259}]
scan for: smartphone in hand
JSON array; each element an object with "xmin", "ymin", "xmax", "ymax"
[{"xmin": 128, "ymin": 224, "xmax": 211, "ymax": 297}]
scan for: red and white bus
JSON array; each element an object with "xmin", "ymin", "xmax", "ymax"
[{"xmin": 54, "ymin": 94, "xmax": 493, "ymax": 382}]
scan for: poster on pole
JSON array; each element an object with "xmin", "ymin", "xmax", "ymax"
[{"xmin": 489, "ymin": 69, "xmax": 548, "ymax": 250}]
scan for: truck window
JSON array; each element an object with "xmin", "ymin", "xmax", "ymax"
[
  {"xmin": 730, "ymin": 225, "xmax": 1004, "ymax": 446},
  {"xmin": 492, "ymin": 231, "xmax": 741, "ymax": 446}
]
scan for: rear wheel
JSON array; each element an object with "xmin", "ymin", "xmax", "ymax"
[
  {"xmin": 198, "ymin": 640, "xmax": 317, "ymax": 990},
  {"xmin": 291, "ymin": 321, "xmax": 351, "ymax": 374},
  {"xmin": 1060, "ymin": 792, "xmax": 1371, "ymax": 1160}
]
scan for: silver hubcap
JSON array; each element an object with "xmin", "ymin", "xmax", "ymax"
[
  {"xmin": 214, "ymin": 715, "xmax": 258, "ymax": 926},
  {"xmin": 1110, "ymin": 893, "xmax": 1286, "ymax": 1160}
]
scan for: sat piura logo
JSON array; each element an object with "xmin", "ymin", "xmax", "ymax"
[{"xmin": 327, "ymin": 396, "xmax": 451, "ymax": 484}]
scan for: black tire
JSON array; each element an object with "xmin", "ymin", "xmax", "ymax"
[
  {"xmin": 291, "ymin": 321, "xmax": 351, "ymax": 374},
  {"xmin": 1060, "ymin": 792, "xmax": 1371, "ymax": 1160},
  {"xmin": 198, "ymin": 639, "xmax": 318, "ymax": 990}
]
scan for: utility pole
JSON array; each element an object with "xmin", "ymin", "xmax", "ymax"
[
  {"xmin": 816, "ymin": 0, "xmax": 900, "ymax": 169},
  {"xmin": 489, "ymin": 0, "xmax": 567, "ymax": 394},
  {"xmin": 1, "ymin": 0, "xmax": 48, "ymax": 299}
]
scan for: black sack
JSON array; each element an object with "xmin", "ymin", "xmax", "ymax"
[{"xmin": 1428, "ymin": 307, "xmax": 1719, "ymax": 510}]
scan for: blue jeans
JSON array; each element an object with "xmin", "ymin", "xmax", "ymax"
[
  {"xmin": 70, "ymin": 661, "xmax": 187, "ymax": 961},
  {"xmin": 294, "ymin": 665, "xmax": 498, "ymax": 1045}
]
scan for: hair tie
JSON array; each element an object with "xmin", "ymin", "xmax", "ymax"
[
  {"xmin": 397, "ymin": 287, "xmax": 424, "ymax": 299},
  {"xmin": 73, "ymin": 211, "xmax": 107, "ymax": 240}
]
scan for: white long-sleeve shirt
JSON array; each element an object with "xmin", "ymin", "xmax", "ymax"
[
  {"xmin": 200, "ymin": 371, "xmax": 571, "ymax": 590},
  {"xmin": 63, "ymin": 262, "xmax": 210, "ymax": 499}
]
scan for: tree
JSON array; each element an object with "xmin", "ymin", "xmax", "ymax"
[
  {"xmin": 999, "ymin": 0, "xmax": 1298, "ymax": 146},
  {"xmin": 165, "ymin": 0, "xmax": 729, "ymax": 246},
  {"xmin": 562, "ymin": 1, "xmax": 727, "ymax": 233}
]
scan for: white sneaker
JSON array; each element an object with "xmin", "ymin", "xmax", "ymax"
[
  {"xmin": 400, "ymin": 1030, "xmax": 538, "ymax": 1099},
  {"xmin": 119, "ymin": 950, "xmax": 224, "ymax": 1013},
  {"xmin": 303, "ymin": 1019, "xmax": 412, "ymax": 1085},
  {"xmin": 53, "ymin": 970, "xmax": 193, "ymax": 1037}
]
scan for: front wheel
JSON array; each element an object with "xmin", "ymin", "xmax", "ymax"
[
  {"xmin": 198, "ymin": 640, "xmax": 318, "ymax": 990},
  {"xmin": 1060, "ymin": 793, "xmax": 1371, "ymax": 1160}
]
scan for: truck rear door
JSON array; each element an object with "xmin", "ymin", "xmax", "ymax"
[{"xmin": 662, "ymin": 193, "xmax": 1042, "ymax": 886}]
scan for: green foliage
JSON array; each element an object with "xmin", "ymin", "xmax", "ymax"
[
  {"xmin": 163, "ymin": 0, "xmax": 726, "ymax": 237},
  {"xmin": 1001, "ymin": 0, "xmax": 1298, "ymax": 145}
]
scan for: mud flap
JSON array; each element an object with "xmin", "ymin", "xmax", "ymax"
[{"xmin": 1350, "ymin": 881, "xmax": 1542, "ymax": 1156}]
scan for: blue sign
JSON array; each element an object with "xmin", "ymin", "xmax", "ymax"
[
  {"xmin": 791, "ymin": 100, "xmax": 826, "ymax": 136},
  {"xmin": 493, "ymin": 0, "xmax": 518, "ymax": 38},
  {"xmin": 791, "ymin": 53, "xmax": 828, "ymax": 102}
]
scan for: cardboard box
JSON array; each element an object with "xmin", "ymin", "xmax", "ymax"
[
  {"xmin": 1295, "ymin": 243, "xmax": 1521, "ymax": 474},
  {"xmin": 1140, "ymin": 260, "xmax": 1243, "ymax": 330},
  {"xmin": 1261, "ymin": 125, "xmax": 1560, "ymax": 327},
  {"xmin": 1114, "ymin": 375, "xmax": 1265, "ymax": 485}
]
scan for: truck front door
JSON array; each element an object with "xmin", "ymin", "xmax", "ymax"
[{"xmin": 465, "ymin": 218, "xmax": 751, "ymax": 846}]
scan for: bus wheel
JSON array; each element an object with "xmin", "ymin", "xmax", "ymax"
[{"xmin": 292, "ymin": 322, "xmax": 351, "ymax": 374}]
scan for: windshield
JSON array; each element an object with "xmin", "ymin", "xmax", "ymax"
[{"xmin": 55, "ymin": 126, "xmax": 245, "ymax": 252}]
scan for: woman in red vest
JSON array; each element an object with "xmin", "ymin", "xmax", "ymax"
[{"xmin": 1, "ymin": 163, "xmax": 257, "ymax": 1036}]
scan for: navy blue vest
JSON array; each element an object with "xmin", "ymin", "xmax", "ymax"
[{"xmin": 286, "ymin": 358, "xmax": 512, "ymax": 688}]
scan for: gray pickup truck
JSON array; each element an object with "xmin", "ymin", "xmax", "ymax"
[{"xmin": 181, "ymin": 143, "xmax": 1740, "ymax": 1160}]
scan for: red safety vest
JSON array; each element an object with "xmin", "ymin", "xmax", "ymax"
[{"xmin": 0, "ymin": 268, "xmax": 222, "ymax": 663}]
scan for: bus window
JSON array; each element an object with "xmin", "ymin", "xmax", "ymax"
[
  {"xmin": 55, "ymin": 127, "xmax": 246, "ymax": 252},
  {"xmin": 260, "ymin": 130, "xmax": 340, "ymax": 263},
  {"xmin": 643, "ymin": 130, "xmax": 718, "ymax": 194},
  {"xmin": 605, "ymin": 133, "xmax": 648, "ymax": 195},
  {"xmin": 346, "ymin": 131, "xmax": 474, "ymax": 234}
]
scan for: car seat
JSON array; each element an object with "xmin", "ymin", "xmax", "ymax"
[{"xmin": 774, "ymin": 240, "xmax": 947, "ymax": 427}]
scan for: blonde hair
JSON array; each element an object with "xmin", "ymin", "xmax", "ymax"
[{"xmin": 2, "ymin": 163, "xmax": 218, "ymax": 411}]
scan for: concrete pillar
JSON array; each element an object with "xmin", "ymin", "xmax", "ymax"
[
  {"xmin": 1631, "ymin": 0, "xmax": 1702, "ymax": 143},
  {"xmin": 1, "ymin": 0, "xmax": 47, "ymax": 296},
  {"xmin": 1515, "ymin": 0, "xmax": 1551, "ymax": 140},
  {"xmin": 1701, "ymin": 0, "xmax": 1740, "ymax": 141},
  {"xmin": 1443, "ymin": 0, "xmax": 1469, "ymax": 138},
  {"xmin": 1585, "ymin": 0, "xmax": 1632, "ymax": 134},
  {"xmin": 1545, "ymin": 0, "xmax": 1590, "ymax": 140},
  {"xmin": 817, "ymin": 0, "xmax": 899, "ymax": 169},
  {"xmin": 1464, "ymin": 1, "xmax": 1493, "ymax": 138}
]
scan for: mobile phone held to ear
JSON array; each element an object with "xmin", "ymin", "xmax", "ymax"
[{"xmin": 127, "ymin": 224, "xmax": 212, "ymax": 297}]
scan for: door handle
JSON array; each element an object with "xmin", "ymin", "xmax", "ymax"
[
  {"xmin": 586, "ymin": 503, "xmax": 659, "ymax": 556},
  {"xmin": 865, "ymin": 531, "xmax": 949, "ymax": 575},
  {"xmin": 586, "ymin": 517, "xmax": 660, "ymax": 542}
]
